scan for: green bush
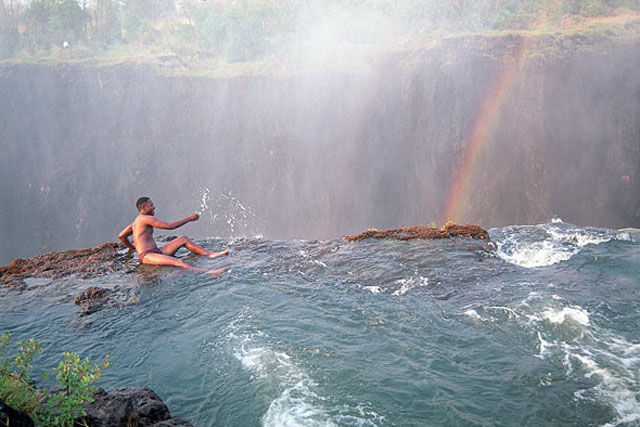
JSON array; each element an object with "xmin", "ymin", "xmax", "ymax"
[
  {"xmin": 39, "ymin": 352, "xmax": 112, "ymax": 427},
  {"xmin": 181, "ymin": 0, "xmax": 295, "ymax": 61},
  {"xmin": 182, "ymin": 3, "xmax": 227, "ymax": 52},
  {"xmin": 0, "ymin": 332, "xmax": 111, "ymax": 427},
  {"xmin": 224, "ymin": 5, "xmax": 269, "ymax": 62},
  {"xmin": 122, "ymin": 11, "xmax": 149, "ymax": 42},
  {"xmin": 0, "ymin": 333, "xmax": 44, "ymax": 416}
]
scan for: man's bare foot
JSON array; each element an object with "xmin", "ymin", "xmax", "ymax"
[
  {"xmin": 209, "ymin": 249, "xmax": 229, "ymax": 259},
  {"xmin": 207, "ymin": 267, "xmax": 225, "ymax": 276}
]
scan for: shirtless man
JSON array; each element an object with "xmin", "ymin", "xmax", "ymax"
[{"xmin": 118, "ymin": 197, "xmax": 228, "ymax": 275}]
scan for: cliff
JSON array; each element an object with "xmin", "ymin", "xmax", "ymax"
[{"xmin": 0, "ymin": 28, "xmax": 638, "ymax": 263}]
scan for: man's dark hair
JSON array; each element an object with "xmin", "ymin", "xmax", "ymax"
[{"xmin": 136, "ymin": 197, "xmax": 151, "ymax": 211}]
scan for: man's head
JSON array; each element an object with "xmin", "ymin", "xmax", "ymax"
[{"xmin": 136, "ymin": 197, "xmax": 155, "ymax": 215}]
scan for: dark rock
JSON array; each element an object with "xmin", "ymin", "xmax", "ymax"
[
  {"xmin": 0, "ymin": 399, "xmax": 35, "ymax": 427},
  {"xmin": 79, "ymin": 387, "xmax": 191, "ymax": 427},
  {"xmin": 74, "ymin": 286, "xmax": 113, "ymax": 315}
]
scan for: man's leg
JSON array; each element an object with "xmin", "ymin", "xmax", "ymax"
[
  {"xmin": 161, "ymin": 236, "xmax": 229, "ymax": 258},
  {"xmin": 140, "ymin": 252, "xmax": 224, "ymax": 275}
]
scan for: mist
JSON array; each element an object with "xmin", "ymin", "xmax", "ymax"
[{"xmin": 0, "ymin": 0, "xmax": 638, "ymax": 264}]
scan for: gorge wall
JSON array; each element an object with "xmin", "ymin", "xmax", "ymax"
[{"xmin": 1, "ymin": 35, "xmax": 638, "ymax": 264}]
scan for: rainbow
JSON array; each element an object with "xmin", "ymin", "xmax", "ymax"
[
  {"xmin": 440, "ymin": 9, "xmax": 640, "ymax": 224},
  {"xmin": 440, "ymin": 36, "xmax": 529, "ymax": 224}
]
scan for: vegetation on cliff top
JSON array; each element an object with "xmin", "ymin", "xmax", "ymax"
[{"xmin": 0, "ymin": 0, "xmax": 638, "ymax": 75}]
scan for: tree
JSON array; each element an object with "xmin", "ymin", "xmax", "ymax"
[
  {"xmin": 92, "ymin": 0, "xmax": 122, "ymax": 46},
  {"xmin": 22, "ymin": 0, "xmax": 53, "ymax": 51},
  {"xmin": 126, "ymin": 0, "xmax": 175, "ymax": 20},
  {"xmin": 51, "ymin": 0, "xmax": 89, "ymax": 45}
]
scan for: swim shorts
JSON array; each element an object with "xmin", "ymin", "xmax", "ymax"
[{"xmin": 139, "ymin": 248, "xmax": 162, "ymax": 262}]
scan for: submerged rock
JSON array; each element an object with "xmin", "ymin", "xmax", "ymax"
[
  {"xmin": 80, "ymin": 387, "xmax": 193, "ymax": 427},
  {"xmin": 74, "ymin": 286, "xmax": 113, "ymax": 315},
  {"xmin": 0, "ymin": 400, "xmax": 34, "ymax": 427},
  {"xmin": 0, "ymin": 242, "xmax": 124, "ymax": 289},
  {"xmin": 344, "ymin": 223, "xmax": 489, "ymax": 242}
]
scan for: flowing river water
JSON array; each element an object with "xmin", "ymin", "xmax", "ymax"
[{"xmin": 1, "ymin": 220, "xmax": 638, "ymax": 426}]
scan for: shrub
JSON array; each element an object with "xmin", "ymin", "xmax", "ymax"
[
  {"xmin": 39, "ymin": 352, "xmax": 112, "ymax": 427},
  {"xmin": 0, "ymin": 332, "xmax": 111, "ymax": 427},
  {"xmin": 0, "ymin": 333, "xmax": 44, "ymax": 416}
]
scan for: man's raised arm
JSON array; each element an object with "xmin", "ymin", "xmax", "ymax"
[
  {"xmin": 118, "ymin": 224, "xmax": 135, "ymax": 252},
  {"xmin": 144, "ymin": 213, "xmax": 199, "ymax": 230}
]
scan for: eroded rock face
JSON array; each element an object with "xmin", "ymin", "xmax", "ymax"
[
  {"xmin": 0, "ymin": 242, "xmax": 123, "ymax": 289},
  {"xmin": 344, "ymin": 223, "xmax": 489, "ymax": 242},
  {"xmin": 80, "ymin": 387, "xmax": 193, "ymax": 427}
]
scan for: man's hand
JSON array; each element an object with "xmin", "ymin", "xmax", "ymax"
[
  {"xmin": 118, "ymin": 223, "xmax": 135, "ymax": 253},
  {"xmin": 188, "ymin": 213, "xmax": 200, "ymax": 222}
]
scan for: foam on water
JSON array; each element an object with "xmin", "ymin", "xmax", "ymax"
[
  {"xmin": 496, "ymin": 239, "xmax": 576, "ymax": 268},
  {"xmin": 503, "ymin": 293, "xmax": 638, "ymax": 426},
  {"xmin": 463, "ymin": 288, "xmax": 640, "ymax": 426},
  {"xmin": 262, "ymin": 380, "xmax": 336, "ymax": 427},
  {"xmin": 571, "ymin": 344, "xmax": 640, "ymax": 427},
  {"xmin": 228, "ymin": 313, "xmax": 380, "ymax": 426},
  {"xmin": 362, "ymin": 286, "xmax": 383, "ymax": 295},
  {"xmin": 540, "ymin": 306, "xmax": 590, "ymax": 326},
  {"xmin": 464, "ymin": 309, "xmax": 482, "ymax": 320},
  {"xmin": 493, "ymin": 220, "xmax": 627, "ymax": 268},
  {"xmin": 392, "ymin": 276, "xmax": 429, "ymax": 296}
]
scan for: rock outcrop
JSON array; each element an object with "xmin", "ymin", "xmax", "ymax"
[
  {"xmin": 0, "ymin": 388, "xmax": 192, "ymax": 427},
  {"xmin": 80, "ymin": 387, "xmax": 192, "ymax": 427},
  {"xmin": 74, "ymin": 286, "xmax": 114, "ymax": 315},
  {"xmin": 345, "ymin": 223, "xmax": 489, "ymax": 242},
  {"xmin": 0, "ymin": 242, "xmax": 123, "ymax": 289}
]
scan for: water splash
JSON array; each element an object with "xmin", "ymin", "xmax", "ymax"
[
  {"xmin": 195, "ymin": 187, "xmax": 211, "ymax": 216},
  {"xmin": 210, "ymin": 190, "xmax": 263, "ymax": 238},
  {"xmin": 193, "ymin": 187, "xmax": 263, "ymax": 238}
]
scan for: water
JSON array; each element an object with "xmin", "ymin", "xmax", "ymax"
[{"xmin": 1, "ymin": 220, "xmax": 638, "ymax": 426}]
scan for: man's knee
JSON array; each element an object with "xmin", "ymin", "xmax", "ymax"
[{"xmin": 180, "ymin": 235, "xmax": 195, "ymax": 244}]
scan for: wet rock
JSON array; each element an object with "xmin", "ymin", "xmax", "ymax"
[
  {"xmin": 0, "ymin": 399, "xmax": 34, "ymax": 427},
  {"xmin": 80, "ymin": 387, "xmax": 192, "ymax": 427},
  {"xmin": 345, "ymin": 222, "xmax": 489, "ymax": 242},
  {"xmin": 72, "ymin": 285, "xmax": 141, "ymax": 316},
  {"xmin": 0, "ymin": 242, "xmax": 124, "ymax": 289},
  {"xmin": 74, "ymin": 286, "xmax": 113, "ymax": 315}
]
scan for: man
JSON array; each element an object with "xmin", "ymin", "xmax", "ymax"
[{"xmin": 119, "ymin": 197, "xmax": 228, "ymax": 275}]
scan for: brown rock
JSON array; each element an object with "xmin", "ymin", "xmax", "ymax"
[
  {"xmin": 344, "ymin": 223, "xmax": 489, "ymax": 242},
  {"xmin": 0, "ymin": 242, "xmax": 122, "ymax": 288},
  {"xmin": 74, "ymin": 286, "xmax": 114, "ymax": 315}
]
